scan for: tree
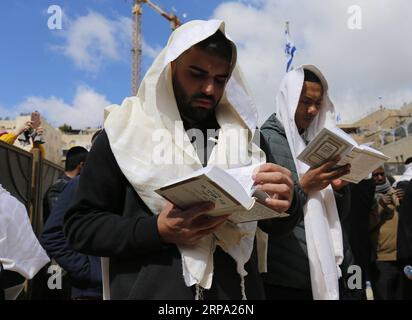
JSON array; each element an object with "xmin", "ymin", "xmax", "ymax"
[{"xmin": 59, "ymin": 123, "xmax": 73, "ymax": 133}]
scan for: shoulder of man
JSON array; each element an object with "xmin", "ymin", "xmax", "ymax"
[
  {"xmin": 260, "ymin": 113, "xmax": 286, "ymax": 136},
  {"xmin": 259, "ymin": 114, "xmax": 296, "ymax": 172},
  {"xmin": 44, "ymin": 175, "xmax": 72, "ymax": 205},
  {"xmin": 51, "ymin": 175, "xmax": 71, "ymax": 191}
]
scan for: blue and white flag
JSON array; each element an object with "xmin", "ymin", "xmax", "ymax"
[
  {"xmin": 284, "ymin": 22, "xmax": 297, "ymax": 73},
  {"xmin": 336, "ymin": 113, "xmax": 342, "ymax": 124}
]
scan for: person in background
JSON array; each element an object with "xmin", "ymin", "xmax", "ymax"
[
  {"xmin": 43, "ymin": 146, "xmax": 88, "ymax": 224},
  {"xmin": 0, "ymin": 120, "xmax": 46, "ymax": 158},
  {"xmin": 33, "ymin": 146, "xmax": 88, "ymax": 300},
  {"xmin": 41, "ymin": 131, "xmax": 102, "ymax": 300},
  {"xmin": 369, "ymin": 166, "xmax": 402, "ymax": 300}
]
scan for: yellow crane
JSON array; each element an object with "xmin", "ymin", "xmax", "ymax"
[{"xmin": 131, "ymin": 0, "xmax": 181, "ymax": 95}]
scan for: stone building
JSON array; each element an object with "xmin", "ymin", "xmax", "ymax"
[
  {"xmin": 340, "ymin": 102, "xmax": 412, "ymax": 175},
  {"xmin": 0, "ymin": 114, "xmax": 62, "ymax": 164}
]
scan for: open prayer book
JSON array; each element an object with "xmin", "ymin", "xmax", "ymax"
[
  {"xmin": 297, "ymin": 126, "xmax": 390, "ymax": 184},
  {"xmin": 155, "ymin": 165, "xmax": 290, "ymax": 224}
]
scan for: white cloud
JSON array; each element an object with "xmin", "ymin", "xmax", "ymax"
[
  {"xmin": 53, "ymin": 12, "xmax": 159, "ymax": 72},
  {"xmin": 142, "ymin": 38, "xmax": 162, "ymax": 59},
  {"xmin": 9, "ymin": 86, "xmax": 111, "ymax": 129},
  {"xmin": 213, "ymin": 0, "xmax": 412, "ymax": 124},
  {"xmin": 55, "ymin": 12, "xmax": 122, "ymax": 72}
]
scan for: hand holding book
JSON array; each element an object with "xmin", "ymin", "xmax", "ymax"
[
  {"xmin": 297, "ymin": 127, "xmax": 390, "ymax": 184},
  {"xmin": 157, "ymin": 201, "xmax": 230, "ymax": 246},
  {"xmin": 252, "ymin": 163, "xmax": 294, "ymax": 213},
  {"xmin": 155, "ymin": 163, "xmax": 293, "ymax": 229},
  {"xmin": 299, "ymin": 155, "xmax": 351, "ymax": 194}
]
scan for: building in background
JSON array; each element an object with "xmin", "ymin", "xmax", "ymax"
[
  {"xmin": 0, "ymin": 115, "xmax": 101, "ymax": 166},
  {"xmin": 61, "ymin": 127, "xmax": 100, "ymax": 166},
  {"xmin": 340, "ymin": 102, "xmax": 412, "ymax": 176}
]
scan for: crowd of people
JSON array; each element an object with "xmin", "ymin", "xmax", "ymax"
[{"xmin": 1, "ymin": 19, "xmax": 411, "ymax": 300}]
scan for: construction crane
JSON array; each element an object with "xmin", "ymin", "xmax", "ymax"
[{"xmin": 130, "ymin": 0, "xmax": 181, "ymax": 95}]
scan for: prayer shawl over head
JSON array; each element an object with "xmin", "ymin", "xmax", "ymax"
[
  {"xmin": 275, "ymin": 65, "xmax": 343, "ymax": 300},
  {"xmin": 0, "ymin": 185, "xmax": 50, "ymax": 280},
  {"xmin": 104, "ymin": 19, "xmax": 265, "ymax": 299}
]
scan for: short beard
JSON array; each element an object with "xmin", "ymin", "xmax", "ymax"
[
  {"xmin": 172, "ymin": 68, "xmax": 217, "ymax": 125},
  {"xmin": 180, "ymin": 102, "xmax": 215, "ymax": 124}
]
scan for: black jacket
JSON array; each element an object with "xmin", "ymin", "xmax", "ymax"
[
  {"xmin": 43, "ymin": 173, "xmax": 71, "ymax": 224},
  {"xmin": 343, "ymin": 179, "xmax": 375, "ymax": 282},
  {"xmin": 41, "ymin": 176, "xmax": 102, "ymax": 299},
  {"xmin": 64, "ymin": 130, "xmax": 303, "ymax": 300},
  {"xmin": 398, "ymin": 180, "xmax": 412, "ymax": 262}
]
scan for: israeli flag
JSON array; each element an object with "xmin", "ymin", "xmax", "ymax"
[{"xmin": 285, "ymin": 22, "xmax": 297, "ymax": 73}]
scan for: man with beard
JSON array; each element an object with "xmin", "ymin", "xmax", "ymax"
[
  {"xmin": 64, "ymin": 20, "xmax": 303, "ymax": 300},
  {"xmin": 370, "ymin": 166, "xmax": 402, "ymax": 299}
]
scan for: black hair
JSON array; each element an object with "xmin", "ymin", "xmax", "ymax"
[
  {"xmin": 405, "ymin": 157, "xmax": 412, "ymax": 165},
  {"xmin": 195, "ymin": 30, "xmax": 233, "ymax": 62},
  {"xmin": 65, "ymin": 146, "xmax": 88, "ymax": 171},
  {"xmin": 304, "ymin": 69, "xmax": 322, "ymax": 84}
]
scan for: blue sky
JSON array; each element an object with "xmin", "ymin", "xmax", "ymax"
[
  {"xmin": 1, "ymin": 1, "xmax": 411, "ymax": 128},
  {"xmin": 0, "ymin": 0, "xmax": 225, "ymax": 126}
]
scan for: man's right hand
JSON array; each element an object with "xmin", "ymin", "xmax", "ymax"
[
  {"xmin": 299, "ymin": 156, "xmax": 351, "ymax": 194},
  {"xmin": 379, "ymin": 194, "xmax": 393, "ymax": 207},
  {"xmin": 157, "ymin": 202, "xmax": 229, "ymax": 246}
]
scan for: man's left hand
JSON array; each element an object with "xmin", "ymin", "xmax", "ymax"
[{"xmin": 252, "ymin": 163, "xmax": 294, "ymax": 212}]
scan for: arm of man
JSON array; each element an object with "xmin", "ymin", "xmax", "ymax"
[
  {"xmin": 256, "ymin": 128, "xmax": 305, "ymax": 236},
  {"xmin": 44, "ymin": 181, "xmax": 67, "ymax": 220},
  {"xmin": 63, "ymin": 131, "xmax": 167, "ymax": 258},
  {"xmin": 41, "ymin": 177, "xmax": 101, "ymax": 287}
]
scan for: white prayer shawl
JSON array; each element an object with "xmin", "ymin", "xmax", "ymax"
[
  {"xmin": 104, "ymin": 20, "xmax": 265, "ymax": 299},
  {"xmin": 275, "ymin": 65, "xmax": 344, "ymax": 300},
  {"xmin": 393, "ymin": 163, "xmax": 412, "ymax": 188},
  {"xmin": 0, "ymin": 184, "xmax": 50, "ymax": 298}
]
